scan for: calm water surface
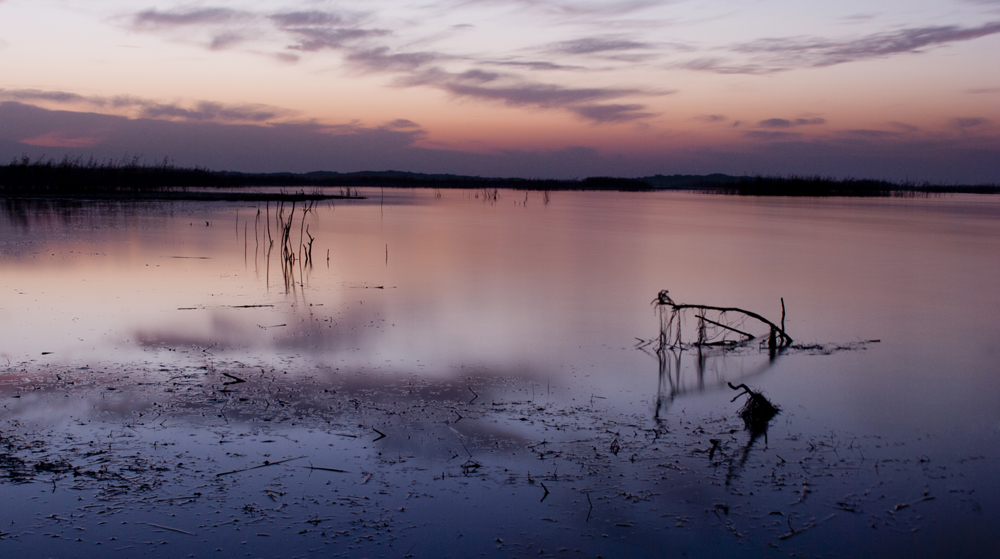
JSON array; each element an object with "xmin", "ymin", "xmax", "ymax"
[{"xmin": 0, "ymin": 190, "xmax": 998, "ymax": 557}]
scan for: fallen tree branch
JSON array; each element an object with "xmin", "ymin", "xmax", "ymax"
[
  {"xmin": 696, "ymin": 315, "xmax": 755, "ymax": 340},
  {"xmin": 651, "ymin": 290, "xmax": 792, "ymax": 351},
  {"xmin": 672, "ymin": 303, "xmax": 792, "ymax": 345}
]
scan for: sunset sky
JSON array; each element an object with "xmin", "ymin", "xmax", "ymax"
[{"xmin": 1, "ymin": 0, "xmax": 998, "ymax": 182}]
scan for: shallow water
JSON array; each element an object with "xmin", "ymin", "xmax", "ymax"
[{"xmin": 0, "ymin": 190, "xmax": 998, "ymax": 557}]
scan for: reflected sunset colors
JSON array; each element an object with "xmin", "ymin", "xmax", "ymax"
[
  {"xmin": 2, "ymin": 191, "xmax": 999, "ymax": 437},
  {"xmin": 1, "ymin": 192, "xmax": 999, "ymax": 557}
]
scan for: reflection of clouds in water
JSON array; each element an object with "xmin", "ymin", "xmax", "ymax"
[
  {"xmin": 132, "ymin": 298, "xmax": 383, "ymax": 354},
  {"xmin": 135, "ymin": 311, "xmax": 259, "ymax": 350},
  {"xmin": 0, "ymin": 362, "xmax": 535, "ymax": 455}
]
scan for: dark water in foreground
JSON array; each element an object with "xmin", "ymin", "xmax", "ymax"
[{"xmin": 0, "ymin": 189, "xmax": 998, "ymax": 558}]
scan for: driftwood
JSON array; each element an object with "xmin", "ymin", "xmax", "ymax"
[{"xmin": 651, "ymin": 290, "xmax": 792, "ymax": 352}]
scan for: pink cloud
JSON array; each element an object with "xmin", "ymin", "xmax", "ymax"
[{"xmin": 19, "ymin": 132, "xmax": 103, "ymax": 148}]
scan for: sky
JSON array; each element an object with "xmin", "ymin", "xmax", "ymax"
[{"xmin": 0, "ymin": 0, "xmax": 998, "ymax": 182}]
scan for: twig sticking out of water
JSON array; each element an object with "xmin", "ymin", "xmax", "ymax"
[{"xmin": 304, "ymin": 225, "xmax": 315, "ymax": 266}]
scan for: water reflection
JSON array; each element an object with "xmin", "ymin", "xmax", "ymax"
[
  {"xmin": 647, "ymin": 344, "xmax": 780, "ymax": 421},
  {"xmin": 3, "ymin": 189, "xmax": 1000, "ymax": 423},
  {"xmin": 2, "ymin": 190, "xmax": 1000, "ymax": 557},
  {"xmin": 0, "ymin": 197, "xmax": 151, "ymax": 231}
]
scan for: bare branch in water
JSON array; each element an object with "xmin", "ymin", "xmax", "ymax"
[{"xmin": 651, "ymin": 289, "xmax": 792, "ymax": 352}]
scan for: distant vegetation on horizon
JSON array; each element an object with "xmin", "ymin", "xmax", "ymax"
[{"xmin": 1, "ymin": 156, "xmax": 997, "ymax": 199}]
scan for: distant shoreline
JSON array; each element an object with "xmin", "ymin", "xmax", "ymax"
[{"xmin": 2, "ymin": 158, "xmax": 997, "ymax": 199}]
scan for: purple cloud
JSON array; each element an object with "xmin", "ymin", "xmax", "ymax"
[
  {"xmin": 122, "ymin": 5, "xmax": 660, "ymax": 125},
  {"xmin": 679, "ymin": 57, "xmax": 773, "ymax": 75},
  {"xmin": 441, "ymin": 82, "xmax": 634, "ymax": 106},
  {"xmin": 209, "ymin": 32, "xmax": 244, "ymax": 50},
  {"xmin": 138, "ymin": 102, "xmax": 287, "ymax": 123},
  {"xmin": 686, "ymin": 21, "xmax": 1000, "ymax": 74},
  {"xmin": 0, "ymin": 88, "xmax": 295, "ymax": 124},
  {"xmin": 953, "ymin": 117, "xmax": 989, "ymax": 128},
  {"xmin": 744, "ymin": 130, "xmax": 803, "ymax": 140},
  {"xmin": 346, "ymin": 48, "xmax": 441, "ymax": 72},
  {"xmin": 455, "ymin": 69, "xmax": 501, "ymax": 83},
  {"xmin": 734, "ymin": 22, "xmax": 1000, "ymax": 64},
  {"xmin": 759, "ymin": 117, "xmax": 827, "ymax": 128},
  {"xmin": 482, "ymin": 59, "xmax": 582, "ymax": 71},
  {"xmin": 888, "ymin": 121, "xmax": 920, "ymax": 132},
  {"xmin": 132, "ymin": 8, "xmax": 248, "ymax": 28},
  {"xmin": 841, "ymin": 129, "xmax": 900, "ymax": 138},
  {"xmin": 457, "ymin": 0, "xmax": 661, "ymax": 18},
  {"xmin": 284, "ymin": 28, "xmax": 388, "ymax": 52},
  {"xmin": 547, "ymin": 38, "xmax": 650, "ymax": 55},
  {"xmin": 384, "ymin": 119, "xmax": 422, "ymax": 130},
  {"xmin": 397, "ymin": 69, "xmax": 660, "ymax": 123},
  {"xmin": 269, "ymin": 11, "xmax": 345, "ymax": 27},
  {"xmin": 570, "ymin": 104, "xmax": 656, "ymax": 123}
]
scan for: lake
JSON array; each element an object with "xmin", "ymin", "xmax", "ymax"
[{"xmin": 1, "ymin": 189, "xmax": 998, "ymax": 558}]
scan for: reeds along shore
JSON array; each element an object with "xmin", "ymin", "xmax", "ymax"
[
  {"xmin": 1, "ymin": 156, "xmax": 997, "ymax": 197},
  {"xmin": 0, "ymin": 156, "xmax": 212, "ymax": 194}
]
